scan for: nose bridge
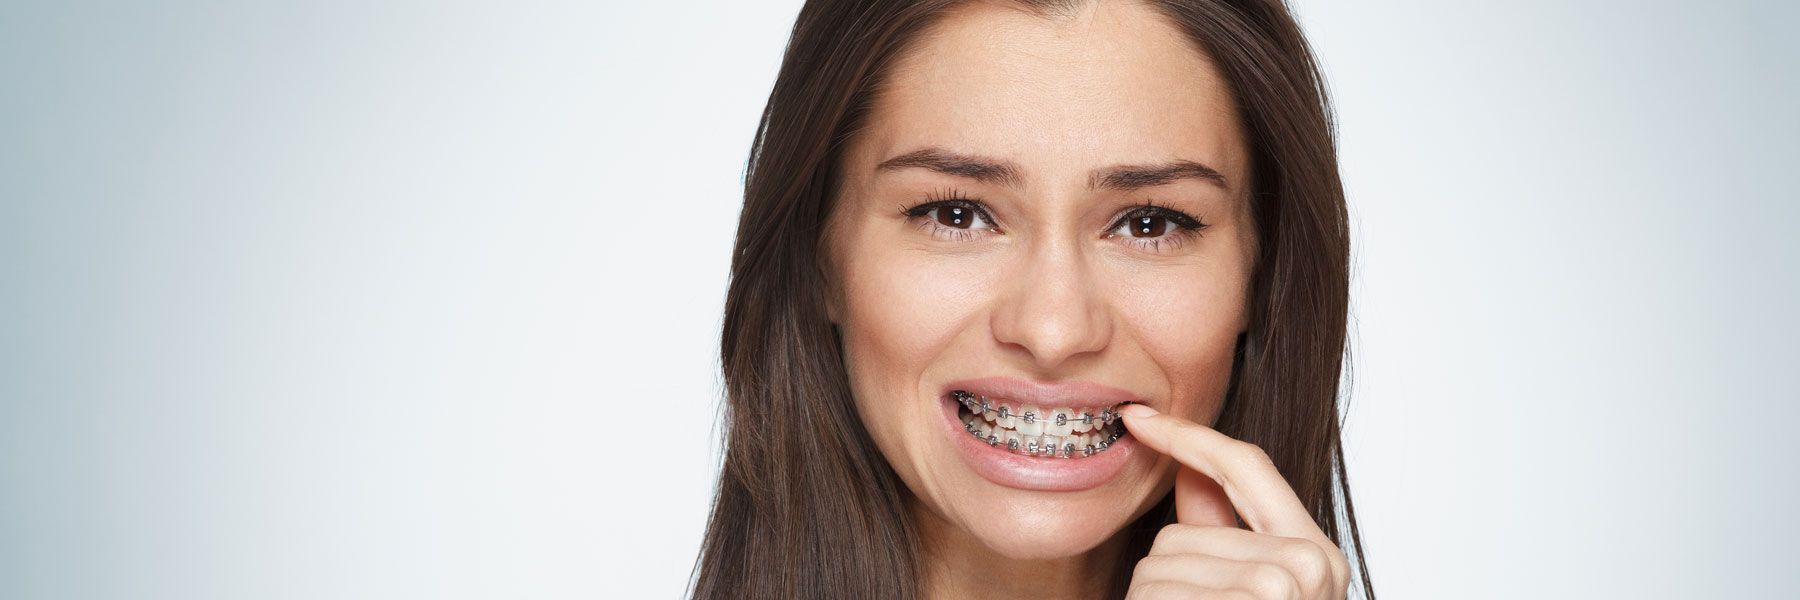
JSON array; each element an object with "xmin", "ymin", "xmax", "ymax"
[{"xmin": 991, "ymin": 231, "xmax": 1112, "ymax": 370}]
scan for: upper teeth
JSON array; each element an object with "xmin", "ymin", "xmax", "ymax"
[{"xmin": 955, "ymin": 392, "xmax": 1115, "ymax": 433}]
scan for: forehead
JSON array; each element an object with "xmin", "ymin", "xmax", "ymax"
[{"xmin": 851, "ymin": 1, "xmax": 1246, "ymax": 186}]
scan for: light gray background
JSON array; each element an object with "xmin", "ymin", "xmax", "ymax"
[{"xmin": 2, "ymin": 1, "xmax": 1795, "ymax": 598}]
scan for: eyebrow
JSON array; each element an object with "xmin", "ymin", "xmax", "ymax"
[{"xmin": 874, "ymin": 146, "xmax": 1230, "ymax": 192}]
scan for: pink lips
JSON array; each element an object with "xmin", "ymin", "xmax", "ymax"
[
  {"xmin": 941, "ymin": 376, "xmax": 1141, "ymax": 410},
  {"xmin": 937, "ymin": 377, "xmax": 1141, "ymax": 492}
]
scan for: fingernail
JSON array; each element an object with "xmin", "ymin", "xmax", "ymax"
[{"xmin": 1117, "ymin": 403, "xmax": 1157, "ymax": 419}]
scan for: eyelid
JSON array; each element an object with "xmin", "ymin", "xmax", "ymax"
[
  {"xmin": 1103, "ymin": 201, "xmax": 1210, "ymax": 256},
  {"xmin": 1105, "ymin": 201, "xmax": 1207, "ymax": 233},
  {"xmin": 900, "ymin": 196, "xmax": 1001, "ymax": 240}
]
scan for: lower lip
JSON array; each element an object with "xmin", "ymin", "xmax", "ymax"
[{"xmin": 937, "ymin": 394, "xmax": 1137, "ymax": 492}]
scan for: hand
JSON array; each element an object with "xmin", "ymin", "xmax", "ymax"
[{"xmin": 1117, "ymin": 404, "xmax": 1350, "ymax": 600}]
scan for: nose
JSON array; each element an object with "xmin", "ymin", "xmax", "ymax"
[{"xmin": 989, "ymin": 235, "xmax": 1113, "ymax": 371}]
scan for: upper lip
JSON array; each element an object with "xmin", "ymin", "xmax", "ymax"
[{"xmin": 941, "ymin": 376, "xmax": 1142, "ymax": 409}]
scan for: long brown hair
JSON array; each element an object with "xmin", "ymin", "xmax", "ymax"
[{"xmin": 691, "ymin": 1, "xmax": 1374, "ymax": 597}]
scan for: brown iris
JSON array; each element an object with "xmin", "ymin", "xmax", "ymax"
[
  {"xmin": 1128, "ymin": 215, "xmax": 1171, "ymax": 237},
  {"xmin": 936, "ymin": 206, "xmax": 973, "ymax": 228}
]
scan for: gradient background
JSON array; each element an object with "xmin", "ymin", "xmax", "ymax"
[{"xmin": 2, "ymin": 1, "xmax": 1795, "ymax": 598}]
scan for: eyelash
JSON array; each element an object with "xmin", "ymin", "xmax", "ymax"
[{"xmin": 896, "ymin": 188, "xmax": 1209, "ymax": 254}]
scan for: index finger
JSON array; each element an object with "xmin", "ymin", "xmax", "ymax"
[{"xmin": 1118, "ymin": 403, "xmax": 1328, "ymax": 543}]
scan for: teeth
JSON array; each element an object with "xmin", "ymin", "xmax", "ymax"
[
  {"xmin": 959, "ymin": 394, "xmax": 1120, "ymax": 426},
  {"xmin": 1049, "ymin": 411, "xmax": 1074, "ymax": 436},
  {"xmin": 1072, "ymin": 415, "xmax": 1094, "ymax": 434},
  {"xmin": 995, "ymin": 405, "xmax": 1016, "ymax": 429},
  {"xmin": 1017, "ymin": 404, "xmax": 1044, "ymax": 436},
  {"xmin": 953, "ymin": 391, "xmax": 1127, "ymax": 459}
]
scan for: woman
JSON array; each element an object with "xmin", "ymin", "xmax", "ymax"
[{"xmin": 693, "ymin": 0, "xmax": 1373, "ymax": 597}]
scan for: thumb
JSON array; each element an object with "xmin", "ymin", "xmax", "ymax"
[{"xmin": 1175, "ymin": 465, "xmax": 1238, "ymax": 527}]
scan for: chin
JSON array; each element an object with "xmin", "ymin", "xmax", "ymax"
[{"xmin": 958, "ymin": 499, "xmax": 1128, "ymax": 560}]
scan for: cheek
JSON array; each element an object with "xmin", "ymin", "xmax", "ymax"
[
  {"xmin": 1114, "ymin": 262, "xmax": 1249, "ymax": 425},
  {"xmin": 834, "ymin": 236, "xmax": 993, "ymax": 445}
]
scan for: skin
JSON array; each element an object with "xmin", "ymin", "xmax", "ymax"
[{"xmin": 819, "ymin": 1, "xmax": 1348, "ymax": 597}]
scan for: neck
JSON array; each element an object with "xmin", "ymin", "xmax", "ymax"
[{"xmin": 909, "ymin": 494, "xmax": 1128, "ymax": 600}]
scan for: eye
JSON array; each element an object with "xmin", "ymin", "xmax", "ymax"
[
  {"xmin": 1122, "ymin": 214, "xmax": 1175, "ymax": 238},
  {"xmin": 1105, "ymin": 201, "xmax": 1208, "ymax": 254},
  {"xmin": 899, "ymin": 194, "xmax": 998, "ymax": 241},
  {"xmin": 926, "ymin": 203, "xmax": 987, "ymax": 229}
]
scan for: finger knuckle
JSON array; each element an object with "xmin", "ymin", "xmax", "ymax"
[
  {"xmin": 1130, "ymin": 554, "xmax": 1180, "ymax": 580},
  {"xmin": 1307, "ymin": 539, "xmax": 1351, "ymax": 591},
  {"xmin": 1148, "ymin": 523, "xmax": 1203, "ymax": 556},
  {"xmin": 1229, "ymin": 441, "xmax": 1275, "ymax": 470},
  {"xmin": 1276, "ymin": 539, "xmax": 1331, "ymax": 588},
  {"xmin": 1330, "ymin": 548, "xmax": 1352, "ymax": 591},
  {"xmin": 1235, "ymin": 562, "xmax": 1301, "ymax": 600}
]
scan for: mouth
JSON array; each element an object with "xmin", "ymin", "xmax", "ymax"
[
  {"xmin": 934, "ymin": 377, "xmax": 1142, "ymax": 491},
  {"xmin": 950, "ymin": 390, "xmax": 1128, "ymax": 459}
]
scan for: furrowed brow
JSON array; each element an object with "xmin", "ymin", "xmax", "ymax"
[
  {"xmin": 875, "ymin": 147, "xmax": 1024, "ymax": 188},
  {"xmin": 876, "ymin": 146, "xmax": 1230, "ymax": 193},
  {"xmin": 1090, "ymin": 160, "xmax": 1230, "ymax": 192}
]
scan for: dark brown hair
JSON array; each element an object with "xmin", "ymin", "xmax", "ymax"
[{"xmin": 692, "ymin": 0, "xmax": 1373, "ymax": 598}]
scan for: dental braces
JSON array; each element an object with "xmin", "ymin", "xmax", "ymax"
[
  {"xmin": 950, "ymin": 390, "xmax": 1123, "ymax": 427},
  {"xmin": 951, "ymin": 390, "xmax": 1126, "ymax": 458},
  {"xmin": 960, "ymin": 418, "xmax": 1125, "ymax": 458}
]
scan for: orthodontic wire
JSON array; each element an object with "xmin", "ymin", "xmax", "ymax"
[
  {"xmin": 950, "ymin": 391, "xmax": 1126, "ymax": 458},
  {"xmin": 950, "ymin": 391, "xmax": 1125, "ymax": 426}
]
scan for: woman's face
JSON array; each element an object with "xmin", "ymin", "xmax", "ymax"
[{"xmin": 822, "ymin": 1, "xmax": 1255, "ymax": 560}]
